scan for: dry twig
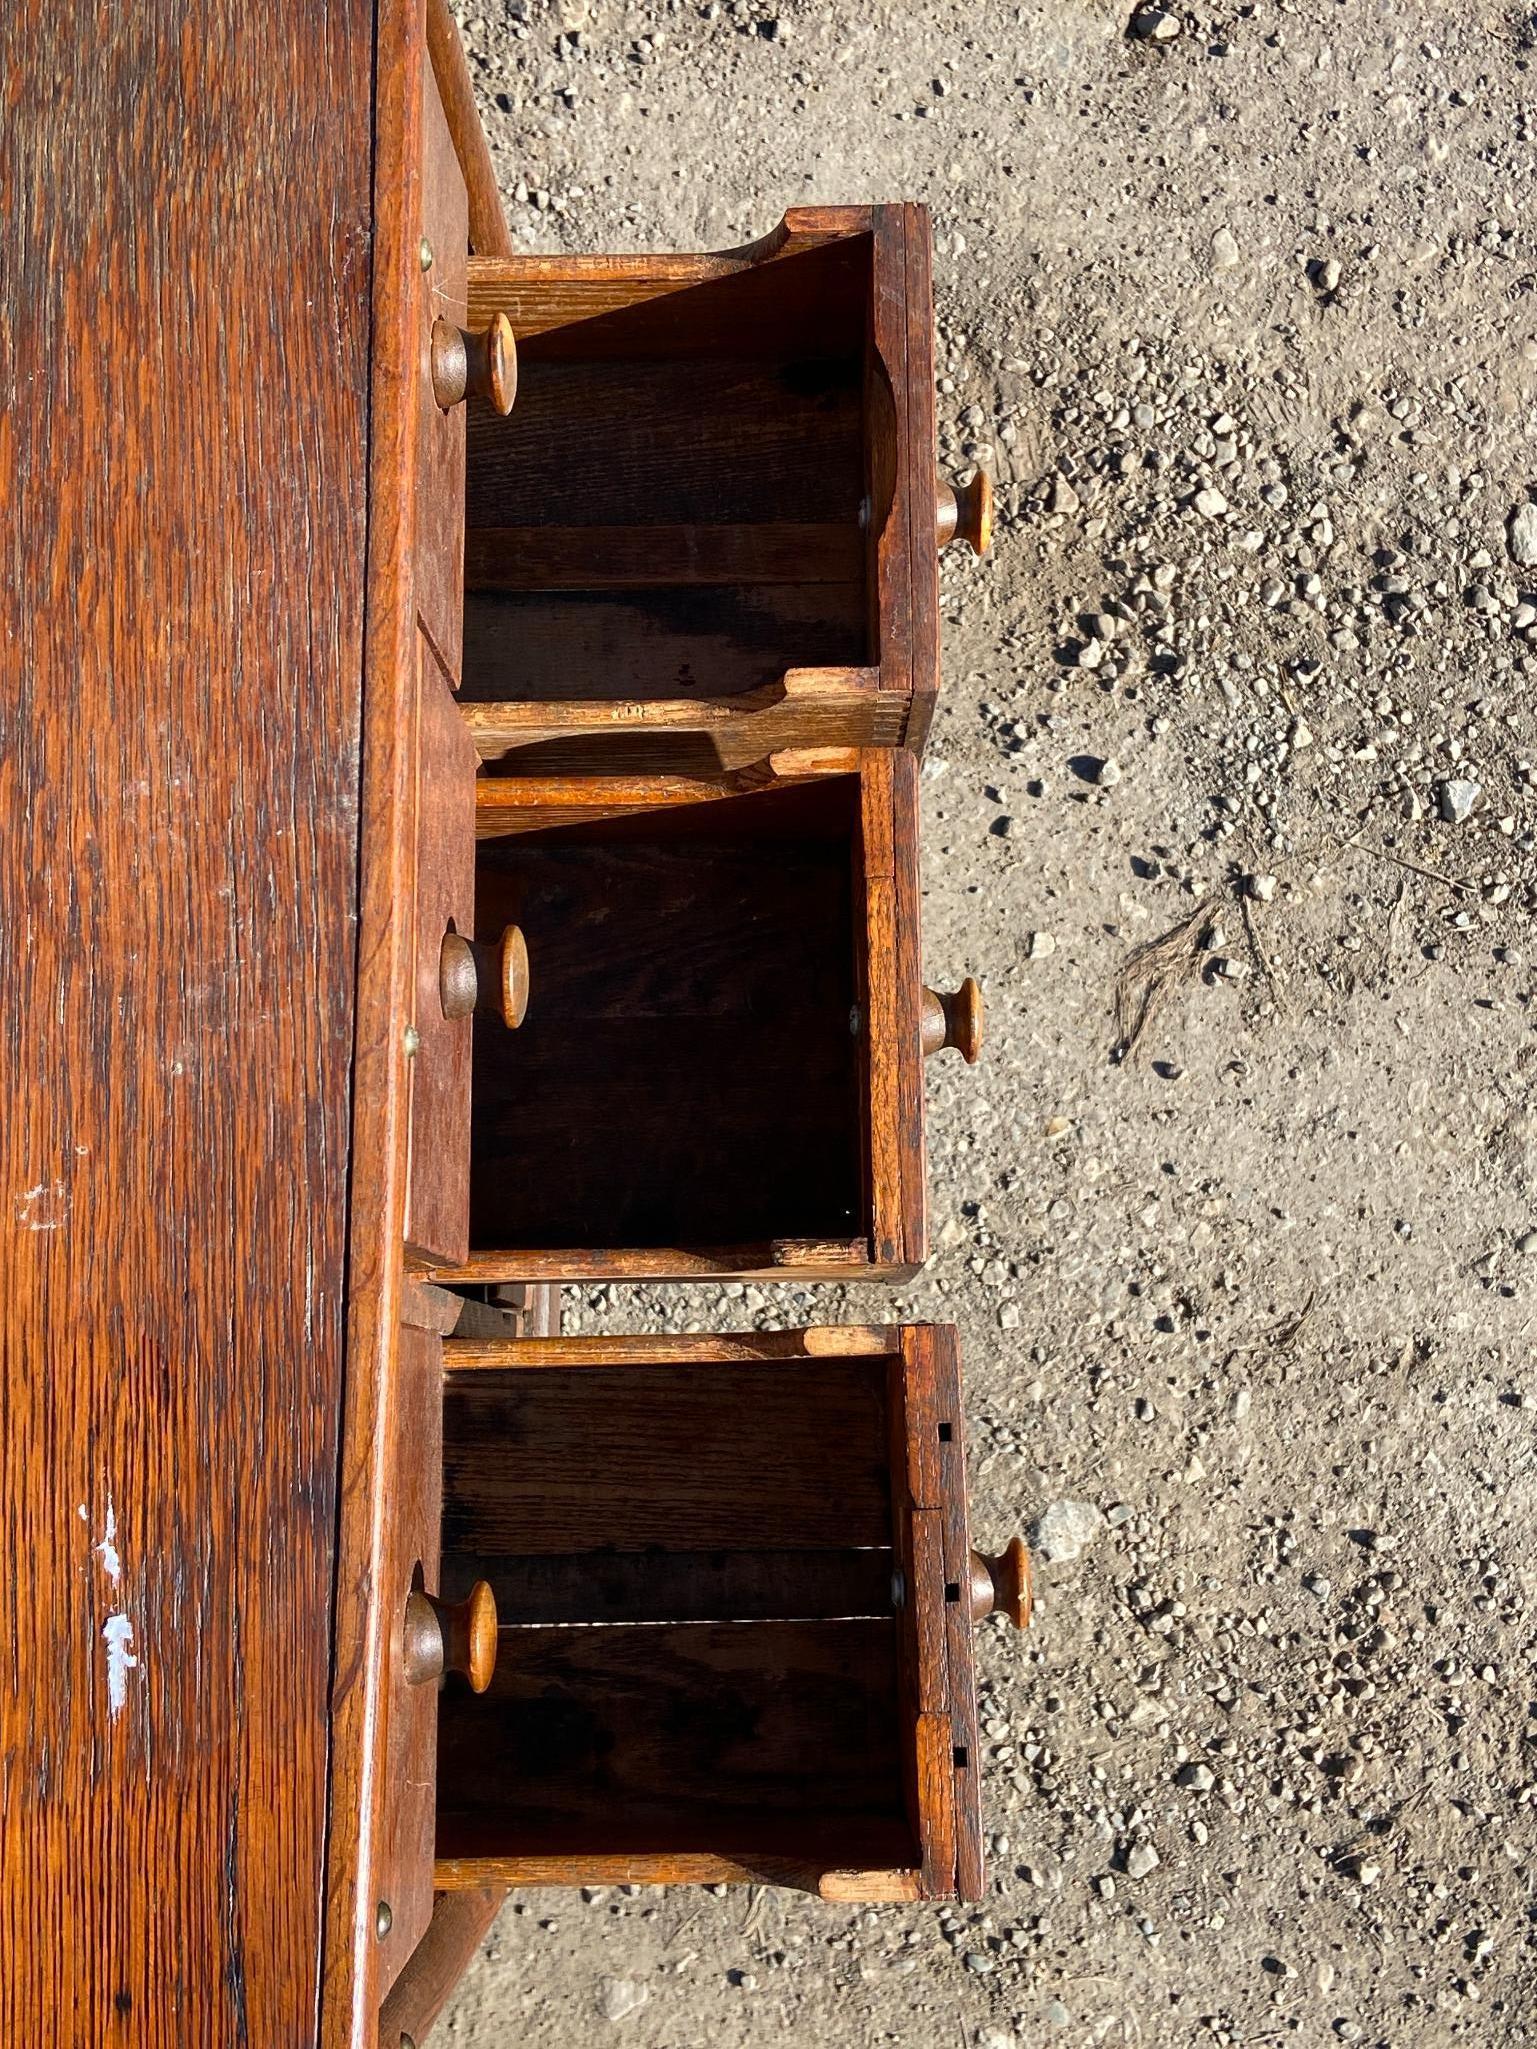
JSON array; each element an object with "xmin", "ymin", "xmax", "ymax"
[{"xmin": 1111, "ymin": 905, "xmax": 1211, "ymax": 1062}]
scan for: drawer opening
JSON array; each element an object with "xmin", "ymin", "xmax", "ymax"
[
  {"xmin": 459, "ymin": 213, "xmax": 925, "ymax": 775},
  {"xmin": 467, "ymin": 772, "xmax": 869, "ymax": 1262},
  {"xmin": 434, "ymin": 1346, "xmax": 929, "ymax": 1894}
]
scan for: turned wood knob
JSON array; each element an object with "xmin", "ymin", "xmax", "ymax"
[
  {"xmin": 921, "ymin": 978, "xmax": 984, "ymax": 1063},
  {"xmin": 936, "ymin": 469, "xmax": 993, "ymax": 555},
  {"xmin": 969, "ymin": 1538, "xmax": 1032, "ymax": 1630},
  {"xmin": 431, "ymin": 312, "xmax": 517, "ymax": 414},
  {"xmin": 403, "ymin": 1582, "xmax": 498, "ymax": 1691},
  {"xmin": 437, "ymin": 925, "xmax": 529, "ymax": 1027},
  {"xmin": 476, "ymin": 924, "xmax": 529, "ymax": 1029},
  {"xmin": 439, "ymin": 930, "xmax": 478, "ymax": 1020}
]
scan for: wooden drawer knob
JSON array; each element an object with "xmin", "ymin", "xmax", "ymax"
[
  {"xmin": 969, "ymin": 1538, "xmax": 1032, "ymax": 1629},
  {"xmin": 921, "ymin": 978, "xmax": 984, "ymax": 1063},
  {"xmin": 438, "ymin": 925, "xmax": 529, "ymax": 1029},
  {"xmin": 936, "ymin": 469, "xmax": 993, "ymax": 555},
  {"xmin": 431, "ymin": 312, "xmax": 517, "ymax": 414},
  {"xmin": 403, "ymin": 1582, "xmax": 498, "ymax": 1692}
]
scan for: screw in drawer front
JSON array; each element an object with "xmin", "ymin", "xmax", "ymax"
[{"xmin": 431, "ymin": 314, "xmax": 517, "ymax": 415}]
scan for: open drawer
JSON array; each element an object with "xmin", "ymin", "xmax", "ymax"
[
  {"xmin": 454, "ymin": 206, "xmax": 989, "ymax": 777},
  {"xmin": 430, "ymin": 1324, "xmax": 1028, "ymax": 1901},
  {"xmin": 421, "ymin": 746, "xmax": 982, "ymax": 1287}
]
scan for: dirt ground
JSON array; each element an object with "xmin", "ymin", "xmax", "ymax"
[{"xmin": 440, "ymin": 3, "xmax": 1537, "ymax": 2042}]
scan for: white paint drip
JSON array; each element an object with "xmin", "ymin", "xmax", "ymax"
[
  {"xmin": 95, "ymin": 1499, "xmax": 121, "ymax": 1585},
  {"xmin": 14, "ymin": 1178, "xmax": 69, "ymax": 1230},
  {"xmin": 102, "ymin": 1613, "xmax": 138, "ymax": 1714}
]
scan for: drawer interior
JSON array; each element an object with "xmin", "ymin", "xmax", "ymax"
[
  {"xmin": 434, "ymin": 1346, "xmax": 923, "ymax": 1888},
  {"xmin": 460, "ymin": 226, "xmax": 906, "ymax": 775},
  {"xmin": 468, "ymin": 772, "xmax": 870, "ymax": 1261}
]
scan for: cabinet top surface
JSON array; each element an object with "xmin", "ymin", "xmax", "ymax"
[{"xmin": 0, "ymin": 5, "xmax": 375, "ymax": 2042}]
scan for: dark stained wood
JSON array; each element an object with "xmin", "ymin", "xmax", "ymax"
[
  {"xmin": 404, "ymin": 643, "xmax": 477, "ymax": 1267},
  {"xmin": 430, "ymin": 1328, "xmax": 984, "ymax": 1905},
  {"xmin": 436, "ymin": 1619, "xmax": 904, "ymax": 1837},
  {"xmin": 443, "ymin": 1545, "xmax": 896, "ymax": 1627},
  {"xmin": 899, "ymin": 207, "xmax": 943, "ymax": 752},
  {"xmin": 441, "ymin": 1360, "xmax": 891, "ymax": 1554},
  {"xmin": 0, "ymin": 3, "xmax": 370, "ymax": 2043},
  {"xmin": 414, "ymin": 57, "xmax": 469, "ymax": 684},
  {"xmin": 425, "ymin": 0, "xmax": 513, "ymax": 258},
  {"xmin": 459, "ymin": 208, "xmax": 942, "ymax": 771},
  {"xmin": 428, "ymin": 752, "xmax": 927, "ymax": 1285},
  {"xmin": 323, "ymin": 2, "xmax": 473, "ymax": 2041},
  {"xmin": 435, "ymin": 1821, "xmax": 920, "ymax": 1899},
  {"xmin": 371, "ymin": 1324, "xmax": 446, "ymax": 2003},
  {"xmin": 468, "ymin": 827, "xmax": 862, "ymax": 1252},
  {"xmin": 465, "ymin": 522, "xmax": 863, "ymax": 592},
  {"xmin": 467, "ymin": 210, "xmax": 873, "ymax": 352},
  {"xmin": 376, "ymin": 1887, "xmax": 505, "ymax": 2048}
]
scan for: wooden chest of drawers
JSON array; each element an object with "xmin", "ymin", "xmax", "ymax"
[{"xmin": 4, "ymin": 2, "xmax": 1012, "ymax": 2042}]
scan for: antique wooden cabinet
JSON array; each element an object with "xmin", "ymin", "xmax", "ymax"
[{"xmin": 1, "ymin": 1, "xmax": 1007, "ymax": 2044}]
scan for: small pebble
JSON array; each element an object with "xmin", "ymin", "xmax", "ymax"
[
  {"xmin": 1508, "ymin": 499, "xmax": 1537, "ymax": 567},
  {"xmin": 1129, "ymin": 5, "xmax": 1180, "ymax": 39},
  {"xmin": 1439, "ymin": 778, "xmax": 1481, "ymax": 824}
]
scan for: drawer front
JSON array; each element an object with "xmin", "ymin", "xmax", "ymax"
[
  {"xmin": 405, "ymin": 636, "xmax": 477, "ymax": 1267},
  {"xmin": 415, "ymin": 52, "xmax": 468, "ymax": 682},
  {"xmin": 372, "ymin": 1319, "xmax": 445, "ymax": 2001}
]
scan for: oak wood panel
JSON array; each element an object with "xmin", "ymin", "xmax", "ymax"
[
  {"xmin": 0, "ymin": 3, "xmax": 370, "ymax": 2042},
  {"xmin": 466, "ymin": 357, "xmax": 865, "ymax": 528},
  {"xmin": 467, "ymin": 210, "xmax": 873, "ymax": 352},
  {"xmin": 456, "ymin": 752, "xmax": 923, "ymax": 1283},
  {"xmin": 468, "ymin": 817, "xmax": 863, "ymax": 1253},
  {"xmin": 898, "ymin": 207, "xmax": 943, "ymax": 752},
  {"xmin": 441, "ymin": 1327, "xmax": 901, "ymax": 1367},
  {"xmin": 321, "ymin": 0, "xmax": 472, "ymax": 2040},
  {"xmin": 377, "ymin": 1886, "xmax": 505, "ymax": 2048},
  {"xmin": 371, "ymin": 1323, "xmax": 445, "ymax": 2000},
  {"xmin": 441, "ymin": 1361, "xmax": 891, "ymax": 1554},
  {"xmin": 441, "ymin": 1546, "xmax": 895, "ymax": 1627},
  {"xmin": 403, "ymin": 643, "xmax": 476, "ymax": 1267},
  {"xmin": 435, "ymin": 1821, "xmax": 918, "ymax": 1898},
  {"xmin": 435, "ymin": 1620, "xmax": 904, "ymax": 1835},
  {"xmin": 425, "ymin": 0, "xmax": 512, "ymax": 258},
  {"xmin": 463, "ymin": 673, "xmax": 905, "ymax": 779},
  {"xmin": 428, "ymin": 1240, "xmax": 871, "ymax": 1285},
  {"xmin": 465, "ymin": 521, "xmax": 863, "ymax": 592},
  {"xmin": 414, "ymin": 54, "xmax": 468, "ymax": 682}
]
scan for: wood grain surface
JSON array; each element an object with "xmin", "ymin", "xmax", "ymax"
[{"xmin": 0, "ymin": 2, "xmax": 371, "ymax": 2042}]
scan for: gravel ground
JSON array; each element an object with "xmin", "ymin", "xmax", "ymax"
[{"xmin": 442, "ymin": 4, "xmax": 1537, "ymax": 2042}]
